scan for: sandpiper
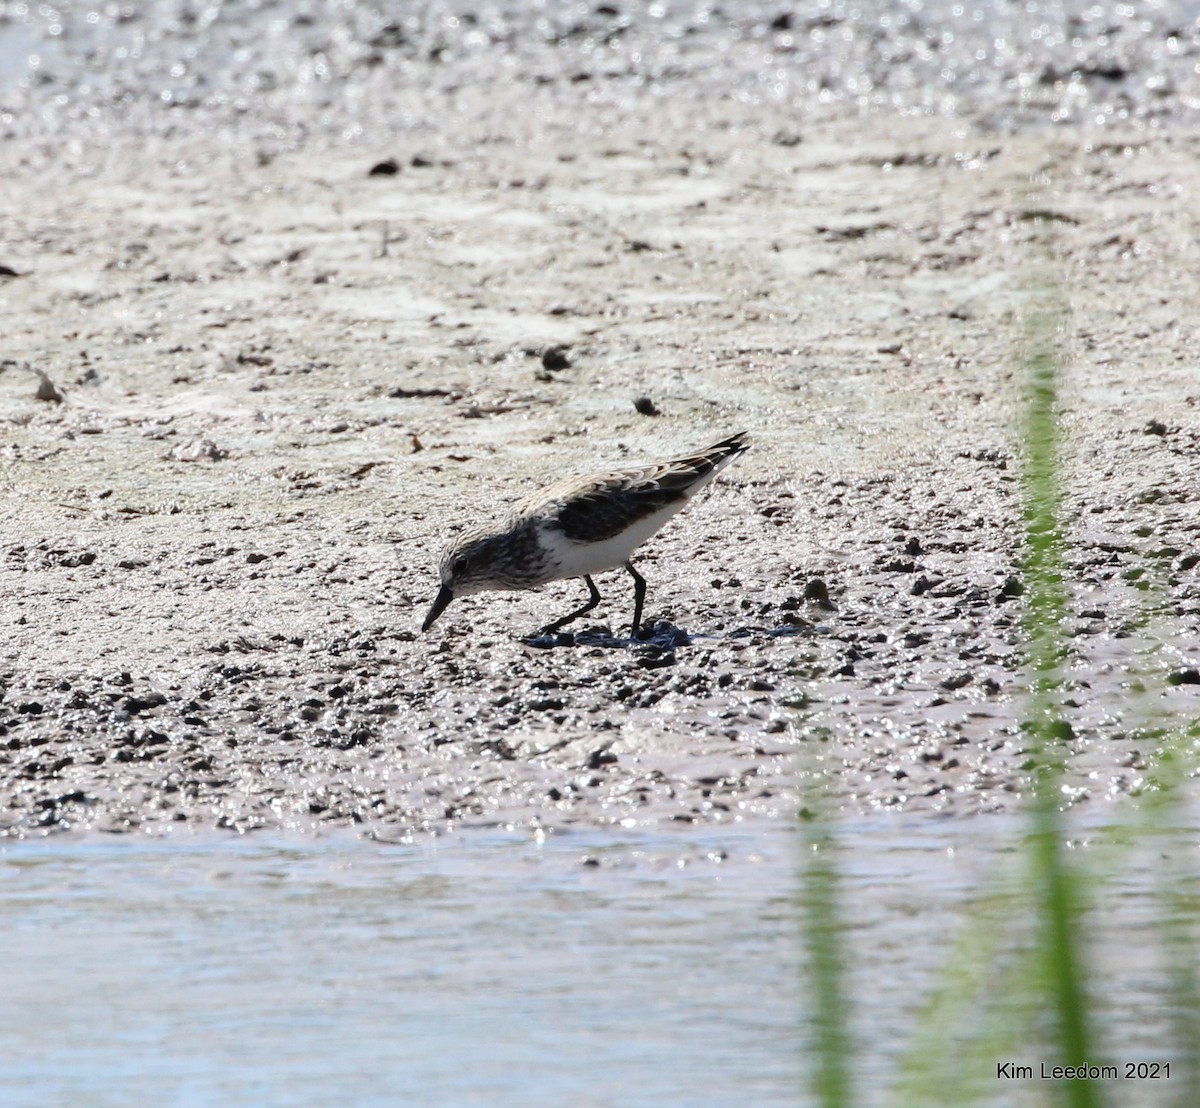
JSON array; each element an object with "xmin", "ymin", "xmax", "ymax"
[{"xmin": 422, "ymin": 431, "xmax": 751, "ymax": 636}]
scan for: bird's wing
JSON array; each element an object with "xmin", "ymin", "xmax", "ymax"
[
  {"xmin": 514, "ymin": 431, "xmax": 751, "ymax": 545},
  {"xmin": 548, "ymin": 469, "xmax": 688, "ymax": 544}
]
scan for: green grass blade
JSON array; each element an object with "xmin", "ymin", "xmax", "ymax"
[
  {"xmin": 1018, "ymin": 264, "xmax": 1100, "ymax": 1108},
  {"xmin": 799, "ymin": 806, "xmax": 852, "ymax": 1108}
]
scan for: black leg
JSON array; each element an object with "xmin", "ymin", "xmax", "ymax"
[
  {"xmin": 539, "ymin": 575, "xmax": 602, "ymax": 635},
  {"xmin": 625, "ymin": 561, "xmax": 646, "ymax": 635}
]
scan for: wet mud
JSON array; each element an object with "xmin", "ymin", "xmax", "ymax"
[{"xmin": 1, "ymin": 3, "xmax": 1199, "ymax": 836}]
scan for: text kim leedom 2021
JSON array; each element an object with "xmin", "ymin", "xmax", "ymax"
[{"xmin": 997, "ymin": 1062, "xmax": 1170, "ymax": 1081}]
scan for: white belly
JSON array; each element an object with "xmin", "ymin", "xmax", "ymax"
[{"xmin": 539, "ymin": 503, "xmax": 686, "ymax": 580}]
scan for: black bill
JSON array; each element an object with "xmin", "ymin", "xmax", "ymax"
[{"xmin": 421, "ymin": 585, "xmax": 454, "ymax": 631}]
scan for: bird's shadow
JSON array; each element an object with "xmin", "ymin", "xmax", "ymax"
[{"xmin": 520, "ymin": 620, "xmax": 692, "ymax": 652}]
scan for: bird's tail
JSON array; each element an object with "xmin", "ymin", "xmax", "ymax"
[{"xmin": 660, "ymin": 430, "xmax": 751, "ymax": 494}]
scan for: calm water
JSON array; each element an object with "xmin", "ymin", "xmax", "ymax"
[
  {"xmin": 0, "ymin": 824, "xmax": 801, "ymax": 1108},
  {"xmin": 1, "ymin": 812, "xmax": 1196, "ymax": 1106}
]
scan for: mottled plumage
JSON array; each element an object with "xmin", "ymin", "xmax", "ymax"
[{"xmin": 422, "ymin": 431, "xmax": 751, "ymax": 635}]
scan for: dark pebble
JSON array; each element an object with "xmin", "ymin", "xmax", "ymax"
[
  {"xmin": 368, "ymin": 158, "xmax": 400, "ymax": 176},
  {"xmin": 1167, "ymin": 669, "xmax": 1200, "ymax": 686},
  {"xmin": 529, "ymin": 697, "xmax": 565, "ymax": 711},
  {"xmin": 803, "ymin": 578, "xmax": 833, "ymax": 608},
  {"xmin": 36, "ymin": 373, "xmax": 65, "ymax": 403},
  {"xmin": 586, "ymin": 747, "xmax": 618, "ymax": 769},
  {"xmin": 998, "ymin": 576, "xmax": 1024, "ymax": 600},
  {"xmin": 633, "ymin": 396, "xmax": 660, "ymax": 416},
  {"xmin": 123, "ymin": 693, "xmax": 168, "ymax": 714},
  {"xmin": 542, "ymin": 345, "xmax": 572, "ymax": 371},
  {"xmin": 637, "ymin": 652, "xmax": 675, "ymax": 670}
]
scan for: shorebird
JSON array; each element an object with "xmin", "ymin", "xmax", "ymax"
[{"xmin": 421, "ymin": 430, "xmax": 751, "ymax": 636}]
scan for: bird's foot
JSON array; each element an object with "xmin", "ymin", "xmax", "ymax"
[
  {"xmin": 521, "ymin": 628, "xmax": 575, "ymax": 648},
  {"xmin": 632, "ymin": 620, "xmax": 691, "ymax": 648},
  {"xmin": 522, "ymin": 624, "xmax": 624, "ymax": 649}
]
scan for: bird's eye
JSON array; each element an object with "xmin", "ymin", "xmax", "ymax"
[{"xmin": 452, "ymin": 556, "xmax": 467, "ymax": 575}]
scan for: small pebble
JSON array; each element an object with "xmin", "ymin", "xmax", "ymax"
[
  {"xmin": 35, "ymin": 371, "xmax": 65, "ymax": 403},
  {"xmin": 804, "ymin": 578, "xmax": 834, "ymax": 609},
  {"xmin": 542, "ymin": 345, "xmax": 572, "ymax": 371}
]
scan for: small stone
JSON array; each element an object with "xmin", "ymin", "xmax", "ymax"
[
  {"xmin": 541, "ymin": 345, "xmax": 572, "ymax": 371},
  {"xmin": 168, "ymin": 438, "xmax": 227, "ymax": 463},
  {"xmin": 1167, "ymin": 669, "xmax": 1200, "ymax": 686},
  {"xmin": 633, "ymin": 396, "xmax": 660, "ymax": 416},
  {"xmin": 586, "ymin": 747, "xmax": 618, "ymax": 769},
  {"xmin": 35, "ymin": 371, "xmax": 65, "ymax": 403},
  {"xmin": 803, "ymin": 578, "xmax": 831, "ymax": 605},
  {"xmin": 999, "ymin": 576, "xmax": 1024, "ymax": 599},
  {"xmin": 123, "ymin": 693, "xmax": 168, "ymax": 714}
]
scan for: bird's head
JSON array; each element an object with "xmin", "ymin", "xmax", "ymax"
[{"xmin": 421, "ymin": 527, "xmax": 507, "ymax": 631}]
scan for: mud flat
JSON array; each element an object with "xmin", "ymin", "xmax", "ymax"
[{"xmin": 1, "ymin": 3, "xmax": 1199, "ymax": 836}]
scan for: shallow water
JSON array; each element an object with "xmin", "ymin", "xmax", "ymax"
[
  {"xmin": 0, "ymin": 823, "xmax": 801, "ymax": 1107},
  {"xmin": 1, "ymin": 811, "xmax": 1196, "ymax": 1106}
]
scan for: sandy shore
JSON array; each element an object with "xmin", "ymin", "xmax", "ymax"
[{"xmin": 2, "ymin": 3, "xmax": 1199, "ymax": 836}]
